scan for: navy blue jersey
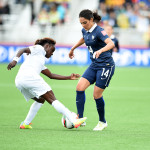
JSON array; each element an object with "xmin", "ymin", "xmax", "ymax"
[
  {"xmin": 82, "ymin": 24, "xmax": 115, "ymax": 68},
  {"xmin": 110, "ymin": 35, "xmax": 119, "ymax": 54}
]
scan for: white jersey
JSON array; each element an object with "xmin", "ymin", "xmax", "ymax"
[
  {"xmin": 15, "ymin": 45, "xmax": 51, "ymax": 101},
  {"xmin": 16, "ymin": 45, "xmax": 47, "ymax": 78}
]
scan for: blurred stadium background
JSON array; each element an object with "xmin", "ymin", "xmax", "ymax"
[
  {"xmin": 0, "ymin": 0, "xmax": 150, "ymax": 66},
  {"xmin": 0, "ymin": 1, "xmax": 150, "ymax": 150}
]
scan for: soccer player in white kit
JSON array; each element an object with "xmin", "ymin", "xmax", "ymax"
[{"xmin": 7, "ymin": 37, "xmax": 87, "ymax": 129}]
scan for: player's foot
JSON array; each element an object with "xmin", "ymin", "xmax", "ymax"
[
  {"xmin": 93, "ymin": 121, "xmax": 107, "ymax": 131},
  {"xmin": 73, "ymin": 117, "xmax": 87, "ymax": 128},
  {"xmin": 19, "ymin": 122, "xmax": 32, "ymax": 129},
  {"xmin": 76, "ymin": 115, "xmax": 86, "ymax": 127},
  {"xmin": 80, "ymin": 122, "xmax": 86, "ymax": 127}
]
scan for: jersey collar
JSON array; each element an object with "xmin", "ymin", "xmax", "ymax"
[{"xmin": 87, "ymin": 23, "xmax": 97, "ymax": 33}]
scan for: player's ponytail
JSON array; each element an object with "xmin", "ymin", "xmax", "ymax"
[{"xmin": 93, "ymin": 12, "xmax": 101, "ymax": 23}]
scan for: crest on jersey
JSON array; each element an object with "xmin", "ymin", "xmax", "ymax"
[{"xmin": 92, "ymin": 35, "xmax": 95, "ymax": 40}]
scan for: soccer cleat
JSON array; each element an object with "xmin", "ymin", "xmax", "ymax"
[
  {"xmin": 73, "ymin": 117, "xmax": 87, "ymax": 128},
  {"xmin": 76, "ymin": 115, "xmax": 86, "ymax": 127},
  {"xmin": 93, "ymin": 121, "xmax": 107, "ymax": 131},
  {"xmin": 80, "ymin": 122, "xmax": 86, "ymax": 127},
  {"xmin": 19, "ymin": 122, "xmax": 32, "ymax": 129}
]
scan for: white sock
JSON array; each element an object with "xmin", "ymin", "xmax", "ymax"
[
  {"xmin": 52, "ymin": 100, "xmax": 76, "ymax": 123},
  {"xmin": 24, "ymin": 101, "xmax": 43, "ymax": 125}
]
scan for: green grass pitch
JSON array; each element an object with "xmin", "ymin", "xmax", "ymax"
[{"xmin": 0, "ymin": 64, "xmax": 150, "ymax": 150}]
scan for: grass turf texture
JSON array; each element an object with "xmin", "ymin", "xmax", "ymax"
[{"xmin": 0, "ymin": 64, "xmax": 150, "ymax": 150}]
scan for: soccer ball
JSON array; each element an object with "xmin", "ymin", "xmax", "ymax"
[{"xmin": 62, "ymin": 112, "xmax": 78, "ymax": 129}]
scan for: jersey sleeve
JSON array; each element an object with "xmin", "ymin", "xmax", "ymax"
[
  {"xmin": 81, "ymin": 28, "xmax": 86, "ymax": 39},
  {"xmin": 42, "ymin": 65, "xmax": 47, "ymax": 71},
  {"xmin": 97, "ymin": 29, "xmax": 109, "ymax": 42},
  {"xmin": 29, "ymin": 45, "xmax": 46, "ymax": 56}
]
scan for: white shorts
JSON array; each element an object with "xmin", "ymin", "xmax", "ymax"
[{"xmin": 15, "ymin": 74, "xmax": 51, "ymax": 101}]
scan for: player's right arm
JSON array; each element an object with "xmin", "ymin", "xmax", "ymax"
[
  {"xmin": 7, "ymin": 48, "xmax": 31, "ymax": 70},
  {"xmin": 41, "ymin": 69, "xmax": 81, "ymax": 80},
  {"xmin": 69, "ymin": 37, "xmax": 85, "ymax": 59}
]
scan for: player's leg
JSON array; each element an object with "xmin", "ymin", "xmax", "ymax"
[
  {"xmin": 41, "ymin": 90, "xmax": 87, "ymax": 128},
  {"xmin": 93, "ymin": 86, "xmax": 106, "ymax": 123},
  {"xmin": 20, "ymin": 97, "xmax": 45, "ymax": 129},
  {"xmin": 93, "ymin": 65, "xmax": 115, "ymax": 131},
  {"xmin": 23, "ymin": 97, "xmax": 45, "ymax": 124},
  {"xmin": 93, "ymin": 86, "xmax": 107, "ymax": 131},
  {"xmin": 76, "ymin": 67, "xmax": 96, "ymax": 118},
  {"xmin": 76, "ymin": 77, "xmax": 90, "ymax": 118}
]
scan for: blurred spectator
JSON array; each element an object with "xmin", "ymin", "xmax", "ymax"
[
  {"xmin": 97, "ymin": 0, "xmax": 150, "ymax": 30},
  {"xmin": 0, "ymin": 0, "xmax": 10, "ymax": 33},
  {"xmin": 15, "ymin": 0, "xmax": 27, "ymax": 5},
  {"xmin": 37, "ymin": 0, "xmax": 70, "ymax": 29},
  {"xmin": 57, "ymin": 2, "xmax": 66, "ymax": 24},
  {"xmin": 108, "ymin": 8, "xmax": 118, "ymax": 27},
  {"xmin": 29, "ymin": 0, "xmax": 35, "ymax": 25},
  {"xmin": 0, "ymin": 1, "xmax": 10, "ymax": 14},
  {"xmin": 41, "ymin": 1, "xmax": 50, "ymax": 12},
  {"xmin": 38, "ymin": 8, "xmax": 49, "ymax": 33},
  {"xmin": 98, "ymin": 2, "xmax": 109, "ymax": 22},
  {"xmin": 105, "ymin": 0, "xmax": 125, "ymax": 6},
  {"xmin": 105, "ymin": 25, "xmax": 120, "ymax": 54},
  {"xmin": 49, "ymin": 4, "xmax": 60, "ymax": 27},
  {"xmin": 125, "ymin": 3, "xmax": 138, "ymax": 27},
  {"xmin": 136, "ymin": 14, "xmax": 149, "ymax": 32},
  {"xmin": 117, "ymin": 12, "xmax": 130, "ymax": 28},
  {"xmin": 0, "ymin": 15, "xmax": 3, "ymax": 25},
  {"xmin": 99, "ymin": 0, "xmax": 105, "ymax": 3},
  {"xmin": 0, "ymin": 15, "xmax": 4, "ymax": 33},
  {"xmin": 131, "ymin": 0, "xmax": 139, "ymax": 3}
]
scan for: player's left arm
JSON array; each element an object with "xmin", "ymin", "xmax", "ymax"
[
  {"xmin": 41, "ymin": 69, "xmax": 81, "ymax": 80},
  {"xmin": 7, "ymin": 48, "xmax": 31, "ymax": 70},
  {"xmin": 93, "ymin": 38, "xmax": 115, "ymax": 59}
]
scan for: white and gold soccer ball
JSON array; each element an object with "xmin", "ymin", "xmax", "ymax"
[{"xmin": 62, "ymin": 112, "xmax": 78, "ymax": 129}]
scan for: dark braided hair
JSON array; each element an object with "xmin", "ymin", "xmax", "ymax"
[
  {"xmin": 34, "ymin": 37, "xmax": 56, "ymax": 46},
  {"xmin": 79, "ymin": 9, "xmax": 101, "ymax": 22}
]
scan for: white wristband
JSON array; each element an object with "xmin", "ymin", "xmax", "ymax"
[{"xmin": 13, "ymin": 57, "xmax": 19, "ymax": 62}]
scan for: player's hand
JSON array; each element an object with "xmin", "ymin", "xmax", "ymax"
[
  {"xmin": 69, "ymin": 49, "xmax": 74, "ymax": 59},
  {"xmin": 7, "ymin": 60, "xmax": 17, "ymax": 70},
  {"xmin": 70, "ymin": 73, "xmax": 81, "ymax": 80},
  {"xmin": 93, "ymin": 50, "xmax": 103, "ymax": 59}
]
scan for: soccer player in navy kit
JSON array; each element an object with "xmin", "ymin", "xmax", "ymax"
[
  {"xmin": 69, "ymin": 9, "xmax": 115, "ymax": 131},
  {"xmin": 105, "ymin": 25, "xmax": 119, "ymax": 55}
]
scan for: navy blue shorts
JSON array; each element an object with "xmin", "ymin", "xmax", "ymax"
[{"xmin": 82, "ymin": 65, "xmax": 115, "ymax": 89}]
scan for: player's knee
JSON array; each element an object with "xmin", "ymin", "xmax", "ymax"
[
  {"xmin": 93, "ymin": 93, "xmax": 103, "ymax": 100},
  {"xmin": 42, "ymin": 90, "xmax": 57, "ymax": 104},
  {"xmin": 76, "ymin": 86, "xmax": 82, "ymax": 91},
  {"xmin": 33, "ymin": 97, "xmax": 45, "ymax": 104},
  {"xmin": 76, "ymin": 85, "xmax": 81, "ymax": 91},
  {"xmin": 76, "ymin": 83, "xmax": 85, "ymax": 91}
]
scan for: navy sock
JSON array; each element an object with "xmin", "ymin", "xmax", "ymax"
[
  {"xmin": 95, "ymin": 97, "xmax": 106, "ymax": 123},
  {"xmin": 76, "ymin": 91, "xmax": 85, "ymax": 118}
]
